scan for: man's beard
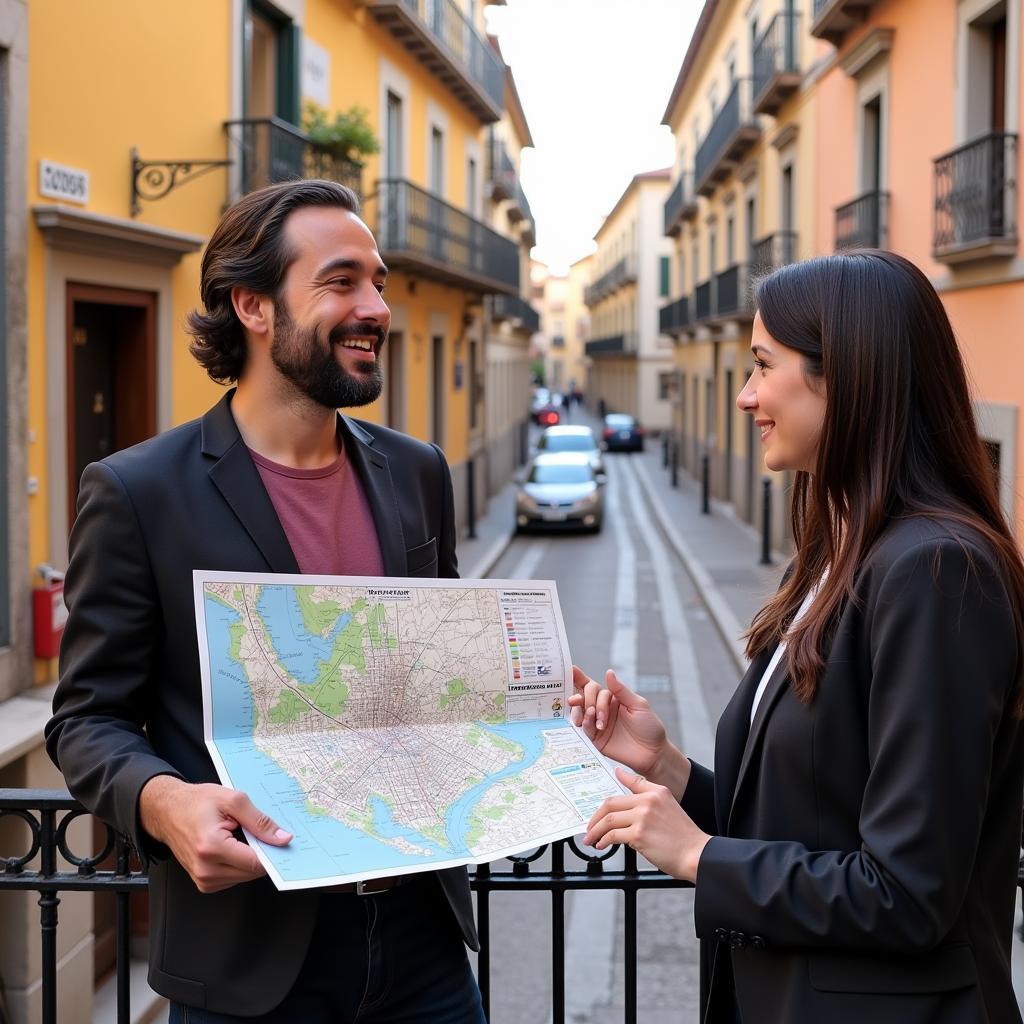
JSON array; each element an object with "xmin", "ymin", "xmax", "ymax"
[{"xmin": 270, "ymin": 300, "xmax": 385, "ymax": 410}]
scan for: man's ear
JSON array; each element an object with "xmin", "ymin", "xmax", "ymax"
[{"xmin": 231, "ymin": 287, "xmax": 272, "ymax": 337}]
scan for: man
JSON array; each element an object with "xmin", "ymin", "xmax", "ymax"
[{"xmin": 46, "ymin": 179, "xmax": 485, "ymax": 1022}]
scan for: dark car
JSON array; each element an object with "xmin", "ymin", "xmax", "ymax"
[{"xmin": 602, "ymin": 413, "xmax": 645, "ymax": 452}]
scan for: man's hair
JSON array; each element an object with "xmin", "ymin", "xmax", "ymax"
[{"xmin": 186, "ymin": 179, "xmax": 360, "ymax": 383}]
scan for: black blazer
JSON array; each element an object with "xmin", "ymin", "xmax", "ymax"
[
  {"xmin": 46, "ymin": 392, "xmax": 477, "ymax": 1015},
  {"xmin": 683, "ymin": 517, "xmax": 1024, "ymax": 1024}
]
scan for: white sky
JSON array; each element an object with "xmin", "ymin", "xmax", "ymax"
[{"xmin": 485, "ymin": 0, "xmax": 703, "ymax": 275}]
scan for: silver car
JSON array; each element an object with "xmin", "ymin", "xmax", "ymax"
[
  {"xmin": 533, "ymin": 425, "xmax": 607, "ymax": 478},
  {"xmin": 515, "ymin": 453, "xmax": 605, "ymax": 533}
]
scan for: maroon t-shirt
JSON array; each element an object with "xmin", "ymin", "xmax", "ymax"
[{"xmin": 250, "ymin": 445, "xmax": 384, "ymax": 577}]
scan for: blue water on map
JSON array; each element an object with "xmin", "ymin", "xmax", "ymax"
[
  {"xmin": 203, "ymin": 593, "xmax": 573, "ymax": 884},
  {"xmin": 255, "ymin": 585, "xmax": 351, "ymax": 685}
]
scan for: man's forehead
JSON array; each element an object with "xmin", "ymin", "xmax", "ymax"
[{"xmin": 284, "ymin": 206, "xmax": 381, "ymax": 265}]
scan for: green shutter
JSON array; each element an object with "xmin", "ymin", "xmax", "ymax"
[
  {"xmin": 277, "ymin": 22, "xmax": 301, "ymax": 126},
  {"xmin": 659, "ymin": 256, "xmax": 670, "ymax": 298}
]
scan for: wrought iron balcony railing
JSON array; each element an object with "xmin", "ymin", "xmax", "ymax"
[
  {"xmin": 368, "ymin": 178, "xmax": 520, "ymax": 294},
  {"xmin": 510, "ymin": 180, "xmax": 533, "ymax": 225},
  {"xmin": 714, "ymin": 263, "xmax": 754, "ymax": 319},
  {"xmin": 364, "ymin": 0, "xmax": 504, "ymax": 122},
  {"xmin": 0, "ymin": 790, "xmax": 690, "ymax": 1024},
  {"xmin": 663, "ymin": 173, "xmax": 699, "ymax": 237},
  {"xmin": 811, "ymin": 0, "xmax": 882, "ymax": 46},
  {"xmin": 750, "ymin": 231, "xmax": 798, "ymax": 273},
  {"xmin": 694, "ymin": 78, "xmax": 760, "ymax": 197},
  {"xmin": 659, "ymin": 294, "xmax": 691, "ymax": 335},
  {"xmin": 490, "ymin": 293, "xmax": 540, "ymax": 334},
  {"xmin": 224, "ymin": 117, "xmax": 363, "ymax": 198},
  {"xmin": 835, "ymin": 190, "xmax": 889, "ymax": 250},
  {"xmin": 752, "ymin": 12, "xmax": 801, "ymax": 116},
  {"xmin": 583, "ymin": 255, "xmax": 638, "ymax": 307},
  {"xmin": 694, "ymin": 279, "xmax": 713, "ymax": 321},
  {"xmin": 487, "ymin": 131, "xmax": 517, "ymax": 201},
  {"xmin": 585, "ymin": 332, "xmax": 638, "ymax": 357},
  {"xmin": 933, "ymin": 132, "xmax": 1018, "ymax": 263}
]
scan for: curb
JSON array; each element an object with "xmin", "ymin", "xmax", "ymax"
[
  {"xmin": 633, "ymin": 460, "xmax": 749, "ymax": 675},
  {"xmin": 463, "ymin": 528, "xmax": 516, "ymax": 582}
]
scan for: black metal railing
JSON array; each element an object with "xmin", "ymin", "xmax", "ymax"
[
  {"xmin": 715, "ymin": 263, "xmax": 753, "ymax": 318},
  {"xmin": 659, "ymin": 294, "xmax": 690, "ymax": 333},
  {"xmin": 694, "ymin": 78, "xmax": 759, "ymax": 193},
  {"xmin": 663, "ymin": 173, "xmax": 696, "ymax": 235},
  {"xmin": 835, "ymin": 190, "xmax": 889, "ymax": 249},
  {"xmin": 750, "ymin": 231, "xmax": 798, "ymax": 273},
  {"xmin": 752, "ymin": 12, "xmax": 800, "ymax": 111},
  {"xmin": 487, "ymin": 131, "xmax": 516, "ymax": 201},
  {"xmin": 387, "ymin": 0, "xmax": 503, "ymax": 113},
  {"xmin": 512, "ymin": 180, "xmax": 533, "ymax": 225},
  {"xmin": 491, "ymin": 293, "xmax": 541, "ymax": 333},
  {"xmin": 371, "ymin": 178, "xmax": 519, "ymax": 292},
  {"xmin": 224, "ymin": 117, "xmax": 363, "ymax": 197},
  {"xmin": 584, "ymin": 255, "xmax": 638, "ymax": 307},
  {"xmin": 933, "ymin": 132, "xmax": 1018, "ymax": 257},
  {"xmin": 585, "ymin": 333, "xmax": 632, "ymax": 356},
  {"xmin": 695, "ymin": 279, "xmax": 713, "ymax": 321},
  {"xmin": 1, "ymin": 791, "xmax": 689, "ymax": 1024}
]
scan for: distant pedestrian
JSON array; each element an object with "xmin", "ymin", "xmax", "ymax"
[{"xmin": 573, "ymin": 250, "xmax": 1024, "ymax": 1023}]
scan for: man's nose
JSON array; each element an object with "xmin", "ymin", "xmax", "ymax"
[{"xmin": 354, "ymin": 286, "xmax": 391, "ymax": 325}]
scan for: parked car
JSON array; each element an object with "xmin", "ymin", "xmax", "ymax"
[
  {"xmin": 602, "ymin": 413, "xmax": 645, "ymax": 452},
  {"xmin": 515, "ymin": 453, "xmax": 604, "ymax": 532},
  {"xmin": 535, "ymin": 404, "xmax": 562, "ymax": 427},
  {"xmin": 533, "ymin": 425, "xmax": 606, "ymax": 479}
]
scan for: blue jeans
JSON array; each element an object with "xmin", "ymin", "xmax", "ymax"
[{"xmin": 169, "ymin": 876, "xmax": 486, "ymax": 1023}]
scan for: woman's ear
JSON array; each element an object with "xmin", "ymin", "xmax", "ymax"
[{"xmin": 231, "ymin": 286, "xmax": 272, "ymax": 337}]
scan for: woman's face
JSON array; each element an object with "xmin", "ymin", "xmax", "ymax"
[{"xmin": 736, "ymin": 313, "xmax": 826, "ymax": 474}]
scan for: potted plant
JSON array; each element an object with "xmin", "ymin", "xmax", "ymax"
[{"xmin": 302, "ymin": 101, "xmax": 380, "ymax": 167}]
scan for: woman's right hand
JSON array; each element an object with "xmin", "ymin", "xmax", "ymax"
[{"xmin": 569, "ymin": 666, "xmax": 670, "ymax": 779}]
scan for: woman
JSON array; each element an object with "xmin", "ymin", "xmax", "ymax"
[{"xmin": 571, "ymin": 251, "xmax": 1024, "ymax": 1023}]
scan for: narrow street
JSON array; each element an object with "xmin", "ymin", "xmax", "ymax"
[{"xmin": 475, "ymin": 414, "xmax": 764, "ymax": 1024}]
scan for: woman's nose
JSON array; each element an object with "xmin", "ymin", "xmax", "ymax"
[{"xmin": 736, "ymin": 381, "xmax": 757, "ymax": 412}]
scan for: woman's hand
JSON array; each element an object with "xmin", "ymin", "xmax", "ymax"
[
  {"xmin": 569, "ymin": 666, "xmax": 679, "ymax": 784},
  {"xmin": 583, "ymin": 768, "xmax": 712, "ymax": 882}
]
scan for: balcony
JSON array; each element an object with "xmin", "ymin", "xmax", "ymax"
[
  {"xmin": 368, "ymin": 178, "xmax": 519, "ymax": 294},
  {"xmin": 508, "ymin": 180, "xmax": 533, "ymax": 225},
  {"xmin": 811, "ymin": 0, "xmax": 882, "ymax": 45},
  {"xmin": 224, "ymin": 117, "xmax": 363, "ymax": 197},
  {"xmin": 487, "ymin": 133, "xmax": 516, "ymax": 201},
  {"xmin": 583, "ymin": 255, "xmax": 638, "ymax": 307},
  {"xmin": 659, "ymin": 294, "xmax": 691, "ymax": 336},
  {"xmin": 691, "ymin": 264, "xmax": 754, "ymax": 325},
  {"xmin": 835, "ymin": 190, "xmax": 889, "ymax": 249},
  {"xmin": 663, "ymin": 173, "xmax": 699, "ymax": 237},
  {"xmin": 752, "ymin": 12, "xmax": 801, "ymax": 116},
  {"xmin": 585, "ymin": 331, "xmax": 638, "ymax": 357},
  {"xmin": 933, "ymin": 132, "xmax": 1018, "ymax": 264},
  {"xmin": 362, "ymin": 0, "xmax": 504, "ymax": 122},
  {"xmin": 751, "ymin": 231, "xmax": 798, "ymax": 273},
  {"xmin": 694, "ymin": 78, "xmax": 761, "ymax": 197},
  {"xmin": 490, "ymin": 293, "xmax": 540, "ymax": 333}
]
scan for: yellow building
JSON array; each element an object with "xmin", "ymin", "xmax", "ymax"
[
  {"xmin": 585, "ymin": 169, "xmax": 676, "ymax": 431},
  {"xmin": 1, "ymin": 1, "xmax": 527, "ymax": 1018},
  {"xmin": 530, "ymin": 256, "xmax": 590, "ymax": 399},
  {"xmin": 660, "ymin": 0, "xmax": 819, "ymax": 544}
]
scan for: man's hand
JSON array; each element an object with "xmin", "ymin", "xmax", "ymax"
[{"xmin": 139, "ymin": 776, "xmax": 292, "ymax": 893}]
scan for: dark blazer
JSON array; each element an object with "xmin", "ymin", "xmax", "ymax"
[
  {"xmin": 45, "ymin": 391, "xmax": 478, "ymax": 1015},
  {"xmin": 683, "ymin": 517, "xmax": 1024, "ymax": 1024}
]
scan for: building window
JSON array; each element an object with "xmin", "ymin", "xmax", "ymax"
[
  {"xmin": 659, "ymin": 256, "xmax": 670, "ymax": 297},
  {"xmin": 467, "ymin": 155, "xmax": 478, "ymax": 215},
  {"xmin": 244, "ymin": 1, "xmax": 299, "ymax": 123},
  {"xmin": 430, "ymin": 126, "xmax": 445, "ymax": 195},
  {"xmin": 386, "ymin": 91, "xmax": 404, "ymax": 178},
  {"xmin": 658, "ymin": 372, "xmax": 675, "ymax": 401}
]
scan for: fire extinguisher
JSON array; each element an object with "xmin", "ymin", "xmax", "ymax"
[{"xmin": 33, "ymin": 563, "xmax": 67, "ymax": 659}]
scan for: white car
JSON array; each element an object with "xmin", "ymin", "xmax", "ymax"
[
  {"xmin": 533, "ymin": 425, "xmax": 606, "ymax": 479},
  {"xmin": 515, "ymin": 453, "xmax": 604, "ymax": 533}
]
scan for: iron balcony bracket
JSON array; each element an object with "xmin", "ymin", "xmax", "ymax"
[{"xmin": 130, "ymin": 146, "xmax": 232, "ymax": 216}]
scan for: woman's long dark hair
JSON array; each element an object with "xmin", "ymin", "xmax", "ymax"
[{"xmin": 746, "ymin": 250, "xmax": 1024, "ymax": 714}]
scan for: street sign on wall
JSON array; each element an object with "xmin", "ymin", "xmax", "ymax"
[{"xmin": 39, "ymin": 160, "xmax": 89, "ymax": 204}]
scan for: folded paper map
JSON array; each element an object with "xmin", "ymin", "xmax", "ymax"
[{"xmin": 193, "ymin": 571, "xmax": 625, "ymax": 890}]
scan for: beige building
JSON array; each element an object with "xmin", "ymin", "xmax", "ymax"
[
  {"xmin": 660, "ymin": 0, "xmax": 820, "ymax": 545},
  {"xmin": 585, "ymin": 170, "xmax": 676, "ymax": 430}
]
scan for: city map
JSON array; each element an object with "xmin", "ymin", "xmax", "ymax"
[{"xmin": 193, "ymin": 570, "xmax": 625, "ymax": 890}]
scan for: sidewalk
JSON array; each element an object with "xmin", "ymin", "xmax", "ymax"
[
  {"xmin": 457, "ymin": 477, "xmax": 518, "ymax": 581},
  {"xmin": 632, "ymin": 443, "xmax": 786, "ymax": 673}
]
